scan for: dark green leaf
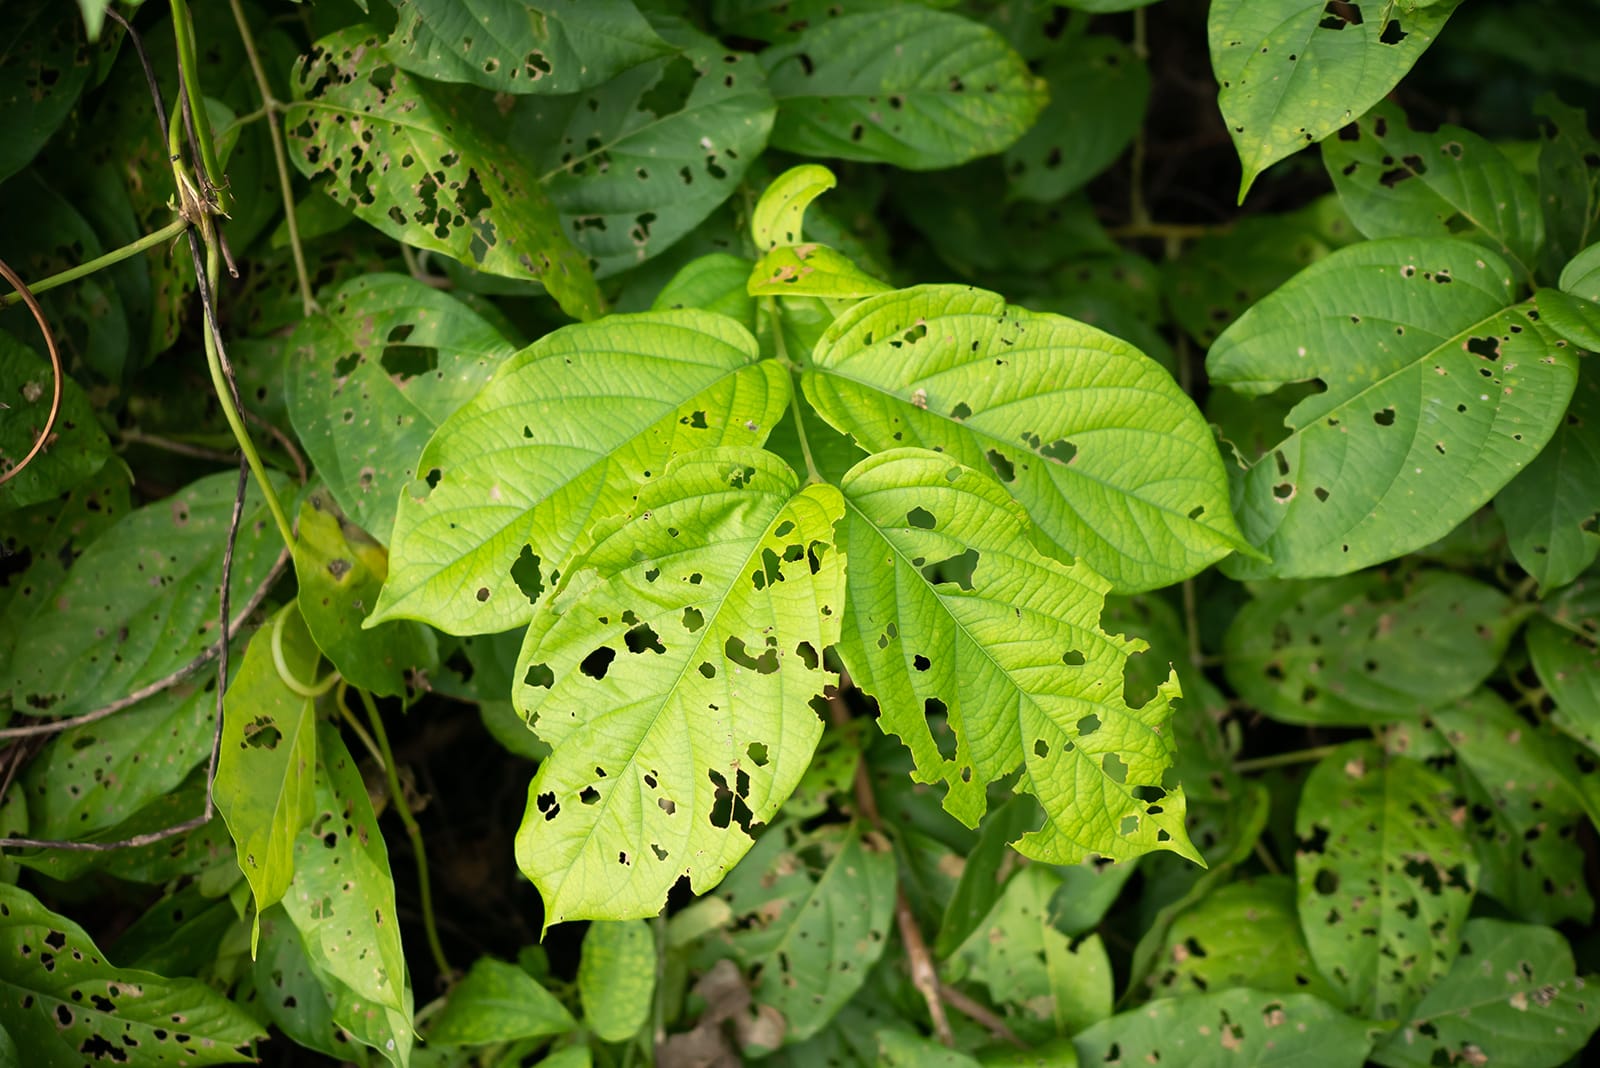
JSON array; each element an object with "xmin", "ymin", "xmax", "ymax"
[
  {"xmin": 0, "ymin": 3, "xmax": 101, "ymax": 185},
  {"xmin": 1074, "ymin": 989, "xmax": 1372, "ymax": 1067},
  {"xmin": 0, "ymin": 331, "xmax": 111, "ymax": 514},
  {"xmin": 427, "ymin": 956, "xmax": 574, "ymax": 1046},
  {"xmin": 1527, "ymin": 613, "xmax": 1600, "ymax": 755},
  {"xmin": 578, "ymin": 920, "xmax": 655, "ymax": 1042}
]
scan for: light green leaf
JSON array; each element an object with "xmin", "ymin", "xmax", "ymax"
[
  {"xmin": 373, "ymin": 309, "xmax": 787, "ymax": 635},
  {"xmin": 513, "ymin": 448, "xmax": 845, "ymax": 923},
  {"xmin": 284, "ymin": 274, "xmax": 518, "ymax": 543},
  {"xmin": 1496, "ymin": 358, "xmax": 1600, "ymax": 590},
  {"xmin": 762, "ymin": 9, "xmax": 1046, "ymax": 170},
  {"xmin": 1296, "ymin": 743, "xmax": 1478, "ymax": 1021},
  {"xmin": 1428, "ymin": 691, "xmax": 1595, "ymax": 925},
  {"xmin": 428, "ymin": 956, "xmax": 574, "ymax": 1046},
  {"xmin": 877, "ymin": 1029, "xmax": 982, "ymax": 1067},
  {"xmin": 1208, "ymin": 238, "xmax": 1580, "ymax": 578},
  {"xmin": 510, "ymin": 16, "xmax": 775, "ymax": 277},
  {"xmin": 748, "ymin": 243, "xmax": 892, "ymax": 299},
  {"xmin": 294, "ymin": 491, "xmax": 437, "ymax": 698},
  {"xmin": 1528, "ymin": 613, "xmax": 1600, "ymax": 755},
  {"xmin": 214, "ymin": 604, "xmax": 323, "ymax": 944},
  {"xmin": 1372, "ymin": 918, "xmax": 1599, "ymax": 1068},
  {"xmin": 1324, "ymin": 101, "xmax": 1544, "ymax": 276},
  {"xmin": 1073, "ymin": 989, "xmax": 1372, "ymax": 1067},
  {"xmin": 1561, "ymin": 240, "xmax": 1600, "ymax": 298},
  {"xmin": 0, "ymin": 883, "xmax": 265, "ymax": 1066},
  {"xmin": 836, "ymin": 449, "xmax": 1198, "ymax": 863},
  {"xmin": 2, "ymin": 469, "xmax": 289, "ymax": 718},
  {"xmin": 1211, "ymin": 0, "xmax": 1461, "ymax": 198},
  {"xmin": 751, "ymin": 164, "xmax": 836, "ymax": 252},
  {"xmin": 691, "ymin": 821, "xmax": 896, "ymax": 1048},
  {"xmin": 1222, "ymin": 571, "xmax": 1521, "ymax": 726},
  {"xmin": 284, "ymin": 724, "xmax": 412, "ymax": 1066},
  {"xmin": 384, "ymin": 0, "xmax": 672, "ymax": 95},
  {"xmin": 651, "ymin": 253, "xmax": 758, "ymax": 333},
  {"xmin": 0, "ymin": 332, "xmax": 111, "ymax": 515},
  {"xmin": 1003, "ymin": 35, "xmax": 1148, "ymax": 202},
  {"xmin": 578, "ymin": 920, "xmax": 655, "ymax": 1043},
  {"xmin": 806, "ymin": 284, "xmax": 1250, "ymax": 593},
  {"xmin": 285, "ymin": 27, "xmax": 601, "ymax": 321},
  {"xmin": 1148, "ymin": 875, "xmax": 1338, "ymax": 1002}
]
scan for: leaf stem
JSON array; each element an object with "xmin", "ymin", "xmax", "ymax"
[
  {"xmin": 1128, "ymin": 7, "xmax": 1150, "ymax": 229},
  {"xmin": 0, "ymin": 218, "xmax": 189, "ymax": 309},
  {"xmin": 356, "ymin": 686, "xmax": 454, "ymax": 984},
  {"xmin": 765, "ymin": 297, "xmax": 823, "ymax": 483},
  {"xmin": 1233, "ymin": 743, "xmax": 1341, "ymax": 773},
  {"xmin": 170, "ymin": 0, "xmax": 229, "ymax": 212},
  {"xmin": 227, "ymin": 0, "xmax": 317, "ymax": 316}
]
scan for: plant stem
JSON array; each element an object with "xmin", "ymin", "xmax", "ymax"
[
  {"xmin": 764, "ymin": 298, "xmax": 823, "ymax": 482},
  {"xmin": 357, "ymin": 687, "xmax": 453, "ymax": 983},
  {"xmin": 1181, "ymin": 577, "xmax": 1204, "ymax": 670},
  {"xmin": 0, "ymin": 218, "xmax": 189, "ymax": 308},
  {"xmin": 1107, "ymin": 221, "xmax": 1227, "ymax": 241},
  {"xmin": 227, "ymin": 0, "xmax": 316, "ymax": 316},
  {"xmin": 1234, "ymin": 743, "xmax": 1341, "ymax": 773},
  {"xmin": 1128, "ymin": 7, "xmax": 1150, "ymax": 229},
  {"xmin": 170, "ymin": 0, "xmax": 229, "ymax": 210}
]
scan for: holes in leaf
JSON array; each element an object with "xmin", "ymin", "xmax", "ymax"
[
  {"xmin": 659, "ymin": 797, "xmax": 676, "ymax": 815},
  {"xmin": 1373, "ymin": 406, "xmax": 1397, "ymax": 426},
  {"xmin": 681, "ymin": 409, "xmax": 709, "ymax": 429},
  {"xmin": 1077, "ymin": 713, "xmax": 1101, "ymax": 737},
  {"xmin": 950, "ymin": 401, "xmax": 972, "ymax": 420},
  {"xmin": 1379, "ymin": 18, "xmax": 1407, "ymax": 44},
  {"xmin": 1034, "ymin": 738, "xmax": 1049, "ymax": 758},
  {"xmin": 1102, "ymin": 752, "xmax": 1128, "ymax": 783},
  {"xmin": 1273, "ymin": 482, "xmax": 1295, "ymax": 501},
  {"xmin": 1318, "ymin": 0, "xmax": 1362, "ymax": 30},
  {"xmin": 746, "ymin": 741, "xmax": 769, "ymax": 767},
  {"xmin": 625, "ymin": 623, "xmax": 665, "ymax": 655},
  {"xmin": 698, "ymin": 661, "xmax": 716, "ymax": 679},
  {"xmin": 795, "ymin": 641, "xmax": 819, "ymax": 670},
  {"xmin": 1466, "ymin": 335, "xmax": 1501, "ymax": 361},
  {"xmin": 913, "ymin": 654, "xmax": 931, "ymax": 672},
  {"xmin": 579, "ymin": 786, "xmax": 600, "ymax": 806},
  {"xmin": 725, "ymin": 636, "xmax": 778, "ymax": 674},
  {"xmin": 580, "ymin": 647, "xmax": 616, "ymax": 679},
  {"xmin": 1041, "ymin": 438, "xmax": 1077, "ymax": 464},
  {"xmin": 1062, "ymin": 650, "xmax": 1085, "ymax": 666},
  {"xmin": 523, "ymin": 662, "xmax": 554, "ymax": 689},
  {"xmin": 536, "ymin": 791, "xmax": 560, "ymax": 821},
  {"xmin": 681, "ymin": 607, "xmax": 704, "ymax": 633},
  {"xmin": 905, "ymin": 506, "xmax": 936, "ymax": 530},
  {"xmin": 920, "ymin": 548, "xmax": 979, "ymax": 590},
  {"xmin": 708, "ymin": 768, "xmax": 755, "ymax": 832},
  {"xmin": 1314, "ymin": 868, "xmax": 1339, "ymax": 894},
  {"xmin": 244, "ymin": 717, "xmax": 282, "ymax": 750},
  {"xmin": 985, "ymin": 449, "xmax": 1016, "ymax": 483},
  {"xmin": 511, "ymin": 547, "xmax": 545, "ymax": 604},
  {"xmin": 1314, "ymin": 487, "xmax": 1329, "ymax": 502}
]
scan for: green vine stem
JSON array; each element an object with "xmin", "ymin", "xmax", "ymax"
[
  {"xmin": 170, "ymin": 0, "xmax": 229, "ymax": 211},
  {"xmin": 0, "ymin": 218, "xmax": 189, "ymax": 309},
  {"xmin": 764, "ymin": 297, "xmax": 823, "ymax": 483},
  {"xmin": 1233, "ymin": 743, "xmax": 1342, "ymax": 773},
  {"xmin": 356, "ymin": 686, "xmax": 454, "ymax": 984}
]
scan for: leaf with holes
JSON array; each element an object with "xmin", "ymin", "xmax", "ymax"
[
  {"xmin": 512, "ymin": 448, "xmax": 845, "ymax": 923},
  {"xmin": 691, "ymin": 820, "xmax": 895, "ymax": 1049},
  {"xmin": 761, "ymin": 8, "xmax": 1046, "ymax": 170},
  {"xmin": 0, "ymin": 882, "xmax": 264, "ymax": 1066},
  {"xmin": 1073, "ymin": 988, "xmax": 1372, "ymax": 1067},
  {"xmin": 384, "ymin": 0, "xmax": 672, "ymax": 95},
  {"xmin": 1528, "ymin": 612, "xmax": 1600, "ymax": 755},
  {"xmin": 371, "ymin": 309, "xmax": 788, "ymax": 635},
  {"xmin": 0, "ymin": 331, "xmax": 112, "ymax": 516},
  {"xmin": 1208, "ymin": 238, "xmax": 1580, "ymax": 578},
  {"xmin": 1222, "ymin": 570, "xmax": 1522, "ymax": 726},
  {"xmin": 1372, "ymin": 918, "xmax": 1599, "ymax": 1068},
  {"xmin": 578, "ymin": 920, "xmax": 656, "ymax": 1042},
  {"xmin": 1324, "ymin": 100, "xmax": 1544, "ymax": 276},
  {"xmin": 836, "ymin": 449, "xmax": 1198, "ymax": 863},
  {"xmin": 1003, "ymin": 34, "xmax": 1148, "ymax": 203},
  {"xmin": 806, "ymin": 284, "xmax": 1251, "ymax": 593},
  {"xmin": 285, "ymin": 27, "xmax": 601, "ymax": 321},
  {"xmin": 284, "ymin": 274, "xmax": 518, "ymax": 543},
  {"xmin": 282, "ymin": 723, "xmax": 413, "ymax": 1067},
  {"xmin": 1, "ymin": 469, "xmax": 289, "ymax": 719},
  {"xmin": 748, "ymin": 243, "xmax": 891, "ymax": 300},
  {"xmin": 254, "ymin": 909, "xmax": 350, "ymax": 1062},
  {"xmin": 1296, "ymin": 742, "xmax": 1478, "ymax": 1021},
  {"xmin": 428, "ymin": 956, "xmax": 575, "ymax": 1046},
  {"xmin": 1211, "ymin": 0, "xmax": 1461, "ymax": 198},
  {"xmin": 1496, "ymin": 358, "xmax": 1600, "ymax": 591},
  {"xmin": 751, "ymin": 163, "xmax": 836, "ymax": 252},
  {"xmin": 1536, "ymin": 94, "xmax": 1600, "ymax": 276},
  {"xmin": 214, "ymin": 604, "xmax": 323, "ymax": 948},
  {"xmin": 293, "ymin": 492, "xmax": 437, "ymax": 698},
  {"xmin": 509, "ymin": 17, "xmax": 775, "ymax": 277},
  {"xmin": 0, "ymin": 2, "xmax": 101, "ymax": 184},
  {"xmin": 1148, "ymin": 875, "xmax": 1339, "ymax": 1002}
]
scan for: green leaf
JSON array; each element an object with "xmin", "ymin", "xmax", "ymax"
[
  {"xmin": 383, "ymin": 0, "xmax": 673, "ymax": 95},
  {"xmin": 1496, "ymin": 358, "xmax": 1600, "ymax": 591},
  {"xmin": 691, "ymin": 820, "xmax": 896, "ymax": 1048},
  {"xmin": 762, "ymin": 9, "xmax": 1046, "ymax": 170},
  {"xmin": 111, "ymin": 882, "xmax": 239, "ymax": 977},
  {"xmin": 578, "ymin": 920, "xmax": 655, "ymax": 1043},
  {"xmin": 253, "ymin": 909, "xmax": 354, "ymax": 1063},
  {"xmin": 1427, "ymin": 691, "xmax": 1595, "ymax": 926},
  {"xmin": 214, "ymin": 604, "xmax": 323, "ymax": 944},
  {"xmin": 0, "ymin": 3, "xmax": 100, "ymax": 185},
  {"xmin": 510, "ymin": 17, "xmax": 776, "ymax": 277},
  {"xmin": 285, "ymin": 274, "xmax": 518, "ymax": 543},
  {"xmin": 1211, "ymin": 0, "xmax": 1461, "ymax": 198},
  {"xmin": 1324, "ymin": 101, "xmax": 1544, "ymax": 276},
  {"xmin": 933, "ymin": 795, "xmax": 1038, "ymax": 957},
  {"xmin": 2, "ymin": 469, "xmax": 289, "ymax": 718},
  {"xmin": 0, "ymin": 883, "xmax": 265, "ymax": 1066},
  {"xmin": 285, "ymin": 27, "xmax": 601, "ymax": 321},
  {"xmin": 373, "ymin": 309, "xmax": 788, "ymax": 635},
  {"xmin": 806, "ymin": 284, "xmax": 1250, "ymax": 593},
  {"xmin": 1535, "ymin": 94, "xmax": 1600, "ymax": 275},
  {"xmin": 1373, "ymin": 919, "xmax": 1600, "ymax": 1068},
  {"xmin": 1148, "ymin": 875, "xmax": 1339, "ymax": 1003},
  {"xmin": 1207, "ymin": 238, "xmax": 1580, "ymax": 578},
  {"xmin": 651, "ymin": 253, "xmax": 758, "ymax": 333},
  {"xmin": 428, "ymin": 956, "xmax": 574, "ymax": 1045},
  {"xmin": 835, "ymin": 448, "xmax": 1199, "ymax": 863},
  {"xmin": 946, "ymin": 864, "xmax": 1113, "ymax": 1040},
  {"xmin": 1528, "ymin": 614, "xmax": 1600, "ymax": 755},
  {"xmin": 1073, "ymin": 989, "xmax": 1372, "ymax": 1067},
  {"xmin": 748, "ymin": 243, "xmax": 892, "ymax": 300},
  {"xmin": 283, "ymin": 724, "xmax": 413, "ymax": 1067},
  {"xmin": 294, "ymin": 491, "xmax": 437, "ymax": 698},
  {"xmin": 877, "ymin": 1028, "xmax": 983, "ymax": 1067},
  {"xmin": 1222, "ymin": 571, "xmax": 1521, "ymax": 726},
  {"xmin": 0, "ymin": 331, "xmax": 111, "ymax": 515},
  {"xmin": 751, "ymin": 164, "xmax": 836, "ymax": 252},
  {"xmin": 1296, "ymin": 742, "xmax": 1478, "ymax": 1020},
  {"xmin": 512, "ymin": 448, "xmax": 845, "ymax": 922},
  {"xmin": 1561, "ymin": 239, "xmax": 1600, "ymax": 298},
  {"xmin": 1003, "ymin": 35, "xmax": 1148, "ymax": 202}
]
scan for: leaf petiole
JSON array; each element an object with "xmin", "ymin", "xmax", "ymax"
[{"xmin": 271, "ymin": 608, "xmax": 338, "ymax": 698}]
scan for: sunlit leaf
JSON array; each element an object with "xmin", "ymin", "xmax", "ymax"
[
  {"xmin": 1074, "ymin": 989, "xmax": 1371, "ymax": 1067},
  {"xmin": 748, "ymin": 243, "xmax": 891, "ymax": 300},
  {"xmin": 428, "ymin": 956, "xmax": 575, "ymax": 1046},
  {"xmin": 651, "ymin": 253, "xmax": 758, "ymax": 333},
  {"xmin": 512, "ymin": 449, "xmax": 845, "ymax": 922},
  {"xmin": 578, "ymin": 920, "xmax": 655, "ymax": 1042}
]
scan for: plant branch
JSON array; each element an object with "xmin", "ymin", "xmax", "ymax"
[
  {"xmin": 937, "ymin": 982, "xmax": 1026, "ymax": 1049},
  {"xmin": 0, "ymin": 258, "xmax": 63, "ymax": 488},
  {"xmin": 1234, "ymin": 743, "xmax": 1342, "ymax": 773},
  {"xmin": 1107, "ymin": 221, "xmax": 1228, "ymax": 241},
  {"xmin": 170, "ymin": 0, "xmax": 228, "ymax": 211},
  {"xmin": 227, "ymin": 0, "xmax": 316, "ymax": 315},
  {"xmin": 0, "ymin": 219, "xmax": 189, "ymax": 310},
  {"xmin": 1128, "ymin": 7, "xmax": 1150, "ymax": 229},
  {"xmin": 118, "ymin": 426, "xmax": 238, "ymax": 464}
]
